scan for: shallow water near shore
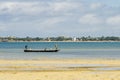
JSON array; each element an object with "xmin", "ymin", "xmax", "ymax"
[{"xmin": 0, "ymin": 42, "xmax": 120, "ymax": 60}]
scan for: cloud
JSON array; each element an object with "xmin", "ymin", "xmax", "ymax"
[
  {"xmin": 0, "ymin": 0, "xmax": 120, "ymax": 37},
  {"xmin": 0, "ymin": 1, "xmax": 83, "ymax": 17},
  {"xmin": 0, "ymin": 24, "xmax": 6, "ymax": 31},
  {"xmin": 50, "ymin": 2, "xmax": 82, "ymax": 12},
  {"xmin": 39, "ymin": 17, "xmax": 66, "ymax": 29},
  {"xmin": 90, "ymin": 3, "xmax": 104, "ymax": 10},
  {"xmin": 0, "ymin": 1, "xmax": 84, "ymax": 22},
  {"xmin": 0, "ymin": 2, "xmax": 49, "ymax": 15},
  {"xmin": 79, "ymin": 14, "xmax": 103, "ymax": 25},
  {"xmin": 106, "ymin": 15, "xmax": 120, "ymax": 25}
]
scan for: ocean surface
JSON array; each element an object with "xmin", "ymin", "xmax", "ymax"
[{"xmin": 0, "ymin": 42, "xmax": 120, "ymax": 60}]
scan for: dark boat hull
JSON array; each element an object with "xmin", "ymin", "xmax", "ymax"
[{"xmin": 24, "ymin": 49, "xmax": 59, "ymax": 52}]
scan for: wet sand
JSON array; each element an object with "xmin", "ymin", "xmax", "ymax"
[{"xmin": 0, "ymin": 59, "xmax": 120, "ymax": 80}]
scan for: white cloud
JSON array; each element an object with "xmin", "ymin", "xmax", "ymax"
[
  {"xmin": 50, "ymin": 2, "xmax": 82, "ymax": 12},
  {"xmin": 40, "ymin": 17, "xmax": 66, "ymax": 28},
  {"xmin": 90, "ymin": 3, "xmax": 104, "ymax": 10},
  {"xmin": 0, "ymin": 24, "xmax": 6, "ymax": 31},
  {"xmin": 0, "ymin": 2, "xmax": 49, "ymax": 15},
  {"xmin": 0, "ymin": 1, "xmax": 83, "ymax": 16},
  {"xmin": 106, "ymin": 15, "xmax": 120, "ymax": 25},
  {"xmin": 0, "ymin": 0, "xmax": 120, "ymax": 37},
  {"xmin": 48, "ymin": 1, "xmax": 84, "ymax": 16},
  {"xmin": 79, "ymin": 14, "xmax": 102, "ymax": 25},
  {"xmin": 46, "ymin": 18, "xmax": 64, "ymax": 25}
]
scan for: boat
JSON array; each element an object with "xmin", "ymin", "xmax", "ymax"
[
  {"xmin": 24, "ymin": 49, "xmax": 59, "ymax": 52},
  {"xmin": 24, "ymin": 44, "xmax": 59, "ymax": 52}
]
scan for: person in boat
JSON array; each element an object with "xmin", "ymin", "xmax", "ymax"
[
  {"xmin": 44, "ymin": 48, "xmax": 47, "ymax": 51},
  {"xmin": 55, "ymin": 44, "xmax": 58, "ymax": 50},
  {"xmin": 25, "ymin": 45, "xmax": 28, "ymax": 50}
]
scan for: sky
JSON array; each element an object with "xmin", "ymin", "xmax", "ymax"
[{"xmin": 0, "ymin": 0, "xmax": 120, "ymax": 37}]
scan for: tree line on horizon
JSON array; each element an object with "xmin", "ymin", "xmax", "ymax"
[{"xmin": 0, "ymin": 36, "xmax": 120, "ymax": 42}]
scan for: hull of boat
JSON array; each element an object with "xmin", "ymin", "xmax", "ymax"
[{"xmin": 24, "ymin": 49, "xmax": 59, "ymax": 52}]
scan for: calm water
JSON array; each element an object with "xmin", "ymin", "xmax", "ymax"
[{"xmin": 0, "ymin": 42, "xmax": 120, "ymax": 60}]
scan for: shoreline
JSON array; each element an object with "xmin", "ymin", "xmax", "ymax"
[{"xmin": 1, "ymin": 41, "xmax": 120, "ymax": 42}]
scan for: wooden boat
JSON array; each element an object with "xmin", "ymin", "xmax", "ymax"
[
  {"xmin": 24, "ymin": 49, "xmax": 59, "ymax": 52},
  {"xmin": 24, "ymin": 44, "xmax": 59, "ymax": 52}
]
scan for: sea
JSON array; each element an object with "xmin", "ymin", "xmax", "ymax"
[{"xmin": 0, "ymin": 42, "xmax": 120, "ymax": 60}]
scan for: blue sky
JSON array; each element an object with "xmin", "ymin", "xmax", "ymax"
[{"xmin": 0, "ymin": 0, "xmax": 120, "ymax": 37}]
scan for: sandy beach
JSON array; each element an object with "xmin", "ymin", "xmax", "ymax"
[{"xmin": 0, "ymin": 59, "xmax": 120, "ymax": 80}]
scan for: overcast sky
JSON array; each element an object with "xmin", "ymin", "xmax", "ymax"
[{"xmin": 0, "ymin": 0, "xmax": 120, "ymax": 37}]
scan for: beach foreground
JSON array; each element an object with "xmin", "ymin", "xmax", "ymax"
[{"xmin": 0, "ymin": 59, "xmax": 120, "ymax": 80}]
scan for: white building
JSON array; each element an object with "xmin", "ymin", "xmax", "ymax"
[{"xmin": 73, "ymin": 37, "xmax": 77, "ymax": 41}]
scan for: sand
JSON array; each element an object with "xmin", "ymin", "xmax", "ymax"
[{"xmin": 0, "ymin": 59, "xmax": 120, "ymax": 80}]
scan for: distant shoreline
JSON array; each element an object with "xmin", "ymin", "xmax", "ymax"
[{"xmin": 1, "ymin": 41, "xmax": 120, "ymax": 42}]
